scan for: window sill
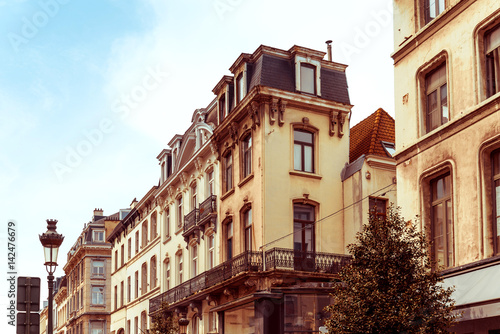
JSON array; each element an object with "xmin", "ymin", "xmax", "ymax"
[
  {"xmin": 163, "ymin": 236, "xmax": 172, "ymax": 244},
  {"xmin": 220, "ymin": 188, "xmax": 235, "ymax": 201},
  {"xmin": 289, "ymin": 170, "xmax": 322, "ymax": 180},
  {"xmin": 238, "ymin": 174, "xmax": 254, "ymax": 188}
]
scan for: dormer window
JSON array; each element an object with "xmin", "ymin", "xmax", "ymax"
[
  {"xmin": 236, "ymin": 73, "xmax": 246, "ymax": 103},
  {"xmin": 219, "ymin": 94, "xmax": 226, "ymax": 122},
  {"xmin": 300, "ymin": 63, "xmax": 316, "ymax": 95},
  {"xmin": 381, "ymin": 141, "xmax": 396, "ymax": 157},
  {"xmin": 93, "ymin": 230, "xmax": 104, "ymax": 242}
]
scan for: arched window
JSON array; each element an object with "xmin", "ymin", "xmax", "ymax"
[
  {"xmin": 150, "ymin": 256, "xmax": 157, "ymax": 288},
  {"xmin": 141, "ymin": 221, "xmax": 148, "ymax": 248},
  {"xmin": 150, "ymin": 212, "xmax": 157, "ymax": 240}
]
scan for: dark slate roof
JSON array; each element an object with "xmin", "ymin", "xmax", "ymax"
[
  {"xmin": 247, "ymin": 54, "xmax": 350, "ymax": 105},
  {"xmin": 349, "ymin": 108, "xmax": 395, "ymax": 163}
]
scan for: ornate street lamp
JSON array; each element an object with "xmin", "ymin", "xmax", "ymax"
[
  {"xmin": 178, "ymin": 317, "xmax": 189, "ymax": 334},
  {"xmin": 39, "ymin": 219, "xmax": 64, "ymax": 334}
]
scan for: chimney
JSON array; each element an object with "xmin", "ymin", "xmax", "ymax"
[
  {"xmin": 326, "ymin": 40, "xmax": 332, "ymax": 61},
  {"xmin": 93, "ymin": 208, "xmax": 104, "ymax": 221}
]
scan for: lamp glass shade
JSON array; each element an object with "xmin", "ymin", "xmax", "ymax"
[{"xmin": 43, "ymin": 245, "xmax": 59, "ymax": 266}]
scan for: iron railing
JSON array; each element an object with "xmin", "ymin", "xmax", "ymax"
[
  {"xmin": 265, "ymin": 248, "xmax": 352, "ymax": 273},
  {"xmin": 183, "ymin": 209, "xmax": 199, "ymax": 233},
  {"xmin": 150, "ymin": 248, "xmax": 350, "ymax": 313},
  {"xmin": 198, "ymin": 195, "xmax": 217, "ymax": 224}
]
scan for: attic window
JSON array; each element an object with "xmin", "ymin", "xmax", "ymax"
[
  {"xmin": 300, "ymin": 63, "xmax": 316, "ymax": 95},
  {"xmin": 381, "ymin": 141, "xmax": 396, "ymax": 157},
  {"xmin": 93, "ymin": 230, "xmax": 105, "ymax": 242}
]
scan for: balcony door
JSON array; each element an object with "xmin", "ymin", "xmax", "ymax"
[{"xmin": 293, "ymin": 204, "xmax": 315, "ymax": 271}]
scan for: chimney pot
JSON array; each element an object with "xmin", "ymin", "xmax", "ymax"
[{"xmin": 326, "ymin": 40, "xmax": 333, "ymax": 62}]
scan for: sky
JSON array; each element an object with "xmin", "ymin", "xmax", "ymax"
[{"xmin": 0, "ymin": 0, "xmax": 394, "ymax": 329}]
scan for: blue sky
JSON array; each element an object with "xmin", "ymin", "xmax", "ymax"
[{"xmin": 0, "ymin": 0, "xmax": 394, "ymax": 324}]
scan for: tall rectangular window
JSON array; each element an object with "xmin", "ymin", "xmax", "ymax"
[
  {"xmin": 191, "ymin": 183, "xmax": 197, "ymax": 210},
  {"xmin": 236, "ymin": 73, "xmax": 245, "ymax": 103},
  {"xmin": 425, "ymin": 64, "xmax": 448, "ymax": 132},
  {"xmin": 207, "ymin": 170, "xmax": 214, "ymax": 195},
  {"xmin": 135, "ymin": 271, "xmax": 139, "ymax": 298},
  {"xmin": 300, "ymin": 63, "xmax": 316, "ymax": 95},
  {"xmin": 492, "ymin": 150, "xmax": 500, "ymax": 255},
  {"xmin": 164, "ymin": 261, "xmax": 170, "ymax": 290},
  {"xmin": 128, "ymin": 238, "xmax": 131, "ymax": 259},
  {"xmin": 121, "ymin": 244, "xmax": 125, "ymax": 267},
  {"xmin": 151, "ymin": 212, "xmax": 157, "ymax": 240},
  {"xmin": 115, "ymin": 250, "xmax": 119, "ymax": 271},
  {"xmin": 224, "ymin": 152, "xmax": 233, "ymax": 193},
  {"xmin": 424, "ymin": 0, "xmax": 445, "ymax": 24},
  {"xmin": 142, "ymin": 221, "xmax": 148, "ymax": 248},
  {"xmin": 164, "ymin": 209, "xmax": 170, "ymax": 239},
  {"xmin": 207, "ymin": 234, "xmax": 215, "ymax": 270},
  {"xmin": 150, "ymin": 256, "xmax": 157, "ymax": 288},
  {"xmin": 135, "ymin": 231, "xmax": 139, "ymax": 254},
  {"xmin": 177, "ymin": 196, "xmax": 183, "ymax": 229},
  {"xmin": 244, "ymin": 209, "xmax": 253, "ymax": 251},
  {"xmin": 486, "ymin": 25, "xmax": 500, "ymax": 98},
  {"xmin": 431, "ymin": 174, "xmax": 453, "ymax": 268},
  {"xmin": 91, "ymin": 260, "xmax": 104, "ymax": 278},
  {"xmin": 226, "ymin": 221, "xmax": 233, "ymax": 260},
  {"xmin": 219, "ymin": 94, "xmax": 226, "ymax": 122},
  {"xmin": 177, "ymin": 254, "xmax": 183, "ymax": 284},
  {"xmin": 141, "ymin": 262, "xmax": 147, "ymax": 295},
  {"xmin": 91, "ymin": 286, "xmax": 104, "ymax": 305},
  {"xmin": 192, "ymin": 245, "xmax": 198, "ymax": 278},
  {"xmin": 242, "ymin": 135, "xmax": 252, "ymax": 178},
  {"xmin": 127, "ymin": 276, "xmax": 131, "ymax": 303},
  {"xmin": 114, "ymin": 285, "xmax": 117, "ymax": 310},
  {"xmin": 294, "ymin": 129, "xmax": 314, "ymax": 173}
]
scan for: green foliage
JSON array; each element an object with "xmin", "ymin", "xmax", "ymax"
[
  {"xmin": 150, "ymin": 302, "xmax": 178, "ymax": 334},
  {"xmin": 325, "ymin": 205, "xmax": 458, "ymax": 333}
]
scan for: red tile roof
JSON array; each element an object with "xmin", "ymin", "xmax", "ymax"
[{"xmin": 349, "ymin": 108, "xmax": 395, "ymax": 163}]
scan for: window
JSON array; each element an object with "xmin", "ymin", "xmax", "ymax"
[
  {"xmin": 425, "ymin": 63, "xmax": 448, "ymax": 132},
  {"xmin": 294, "ymin": 129, "xmax": 314, "ymax": 173},
  {"xmin": 177, "ymin": 196, "xmax": 183, "ymax": 229},
  {"xmin": 294, "ymin": 204, "xmax": 315, "ymax": 253},
  {"xmin": 300, "ymin": 63, "xmax": 316, "ymax": 95},
  {"xmin": 135, "ymin": 271, "xmax": 139, "ymax": 299},
  {"xmin": 93, "ymin": 230, "xmax": 104, "ymax": 242},
  {"xmin": 223, "ymin": 151, "xmax": 233, "ymax": 193},
  {"xmin": 219, "ymin": 94, "xmax": 226, "ymax": 122},
  {"xmin": 284, "ymin": 294, "xmax": 332, "ymax": 334},
  {"xmin": 207, "ymin": 234, "xmax": 215, "ymax": 270},
  {"xmin": 128, "ymin": 238, "xmax": 131, "ymax": 259},
  {"xmin": 236, "ymin": 73, "xmax": 246, "ymax": 103},
  {"xmin": 81, "ymin": 261, "xmax": 84, "ymax": 282},
  {"xmin": 141, "ymin": 311, "xmax": 147, "ymax": 333},
  {"xmin": 207, "ymin": 170, "xmax": 214, "ymax": 195},
  {"xmin": 191, "ymin": 183, "xmax": 197, "ymax": 210},
  {"xmin": 191, "ymin": 316, "xmax": 199, "ymax": 334},
  {"xmin": 486, "ymin": 24, "xmax": 500, "ymax": 98},
  {"xmin": 151, "ymin": 212, "xmax": 157, "ymax": 240},
  {"xmin": 120, "ymin": 281, "xmax": 124, "ymax": 307},
  {"xmin": 150, "ymin": 256, "xmax": 157, "ymax": 288},
  {"xmin": 91, "ymin": 260, "xmax": 104, "ymax": 278},
  {"xmin": 135, "ymin": 231, "xmax": 139, "ymax": 254},
  {"xmin": 242, "ymin": 134, "xmax": 252, "ymax": 178},
  {"xmin": 127, "ymin": 276, "xmax": 131, "ymax": 303},
  {"xmin": 492, "ymin": 150, "xmax": 500, "ymax": 255},
  {"xmin": 127, "ymin": 320, "xmax": 131, "ymax": 334},
  {"xmin": 134, "ymin": 317, "xmax": 138, "ymax": 334},
  {"xmin": 431, "ymin": 173, "xmax": 453, "ymax": 268},
  {"xmin": 114, "ymin": 285, "xmax": 117, "ymax": 310},
  {"xmin": 141, "ymin": 262, "xmax": 148, "ymax": 295},
  {"xmin": 164, "ymin": 260, "xmax": 170, "ymax": 290},
  {"xmin": 209, "ymin": 311, "xmax": 217, "ymax": 332},
  {"xmin": 164, "ymin": 208, "xmax": 170, "ymax": 239},
  {"xmin": 90, "ymin": 321, "xmax": 104, "ymax": 334},
  {"xmin": 115, "ymin": 250, "xmax": 118, "ymax": 271},
  {"xmin": 91, "ymin": 286, "xmax": 104, "ymax": 305},
  {"xmin": 142, "ymin": 221, "xmax": 148, "ymax": 248},
  {"xmin": 191, "ymin": 245, "xmax": 198, "ymax": 278},
  {"xmin": 80, "ymin": 287, "xmax": 83, "ymax": 309},
  {"xmin": 121, "ymin": 244, "xmax": 125, "ymax": 267},
  {"xmin": 424, "ymin": 0, "xmax": 445, "ymax": 24},
  {"xmin": 244, "ymin": 209, "xmax": 253, "ymax": 251},
  {"xmin": 369, "ymin": 197, "xmax": 387, "ymax": 220},
  {"xmin": 381, "ymin": 141, "xmax": 396, "ymax": 157},
  {"xmin": 226, "ymin": 221, "xmax": 233, "ymax": 260},
  {"xmin": 177, "ymin": 253, "xmax": 183, "ymax": 284}
]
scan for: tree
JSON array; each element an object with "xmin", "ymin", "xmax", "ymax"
[
  {"xmin": 150, "ymin": 302, "xmax": 178, "ymax": 334},
  {"xmin": 325, "ymin": 205, "xmax": 458, "ymax": 333}
]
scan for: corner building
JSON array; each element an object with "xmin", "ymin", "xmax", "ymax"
[
  {"xmin": 148, "ymin": 44, "xmax": 354, "ymax": 334},
  {"xmin": 392, "ymin": 0, "xmax": 500, "ymax": 331}
]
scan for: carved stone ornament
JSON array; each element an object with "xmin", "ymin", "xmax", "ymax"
[
  {"xmin": 269, "ymin": 97, "xmax": 278, "ymax": 125},
  {"xmin": 206, "ymin": 294, "xmax": 218, "ymax": 306},
  {"xmin": 329, "ymin": 111, "xmax": 338, "ymax": 137},
  {"xmin": 180, "ymin": 172, "xmax": 188, "ymax": 187},
  {"xmin": 250, "ymin": 101, "xmax": 260, "ymax": 129},
  {"xmin": 229, "ymin": 122, "xmax": 238, "ymax": 143},
  {"xmin": 223, "ymin": 288, "xmax": 237, "ymax": 299},
  {"xmin": 278, "ymin": 99, "xmax": 287, "ymax": 126},
  {"xmin": 209, "ymin": 141, "xmax": 218, "ymax": 159},
  {"xmin": 244, "ymin": 278, "xmax": 258, "ymax": 288},
  {"xmin": 338, "ymin": 112, "xmax": 347, "ymax": 138},
  {"xmin": 195, "ymin": 157, "xmax": 203, "ymax": 173},
  {"xmin": 167, "ymin": 186, "xmax": 174, "ymax": 198}
]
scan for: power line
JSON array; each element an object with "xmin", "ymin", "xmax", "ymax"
[{"xmin": 259, "ymin": 182, "xmax": 396, "ymax": 250}]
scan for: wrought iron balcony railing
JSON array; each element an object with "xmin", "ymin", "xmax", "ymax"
[
  {"xmin": 149, "ymin": 248, "xmax": 350, "ymax": 314},
  {"xmin": 198, "ymin": 195, "xmax": 217, "ymax": 225},
  {"xmin": 183, "ymin": 209, "xmax": 199, "ymax": 233}
]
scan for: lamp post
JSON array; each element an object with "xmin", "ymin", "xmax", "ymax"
[{"xmin": 39, "ymin": 219, "xmax": 64, "ymax": 334}]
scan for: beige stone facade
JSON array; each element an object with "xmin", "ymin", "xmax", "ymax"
[{"xmin": 393, "ymin": 0, "xmax": 500, "ymax": 331}]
